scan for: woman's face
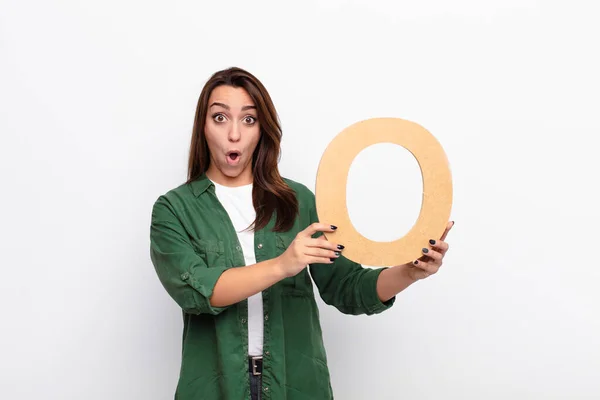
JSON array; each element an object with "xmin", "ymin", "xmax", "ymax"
[{"xmin": 204, "ymin": 85, "xmax": 261, "ymax": 186}]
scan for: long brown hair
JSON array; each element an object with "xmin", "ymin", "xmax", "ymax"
[{"xmin": 186, "ymin": 67, "xmax": 298, "ymax": 232}]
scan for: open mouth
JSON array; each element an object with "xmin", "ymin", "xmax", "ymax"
[{"xmin": 226, "ymin": 151, "xmax": 241, "ymax": 164}]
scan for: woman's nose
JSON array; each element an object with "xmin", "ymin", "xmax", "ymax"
[{"xmin": 228, "ymin": 122, "xmax": 241, "ymax": 142}]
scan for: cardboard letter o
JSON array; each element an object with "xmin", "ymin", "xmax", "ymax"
[{"xmin": 315, "ymin": 118, "xmax": 453, "ymax": 267}]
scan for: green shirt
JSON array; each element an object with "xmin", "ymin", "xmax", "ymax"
[{"xmin": 149, "ymin": 174, "xmax": 395, "ymax": 399}]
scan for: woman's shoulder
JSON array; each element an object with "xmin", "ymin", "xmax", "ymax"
[{"xmin": 151, "ymin": 180, "xmax": 198, "ymax": 215}]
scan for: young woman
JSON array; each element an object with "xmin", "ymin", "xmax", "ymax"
[{"xmin": 150, "ymin": 67, "xmax": 453, "ymax": 399}]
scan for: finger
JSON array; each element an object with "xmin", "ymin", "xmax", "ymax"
[
  {"xmin": 440, "ymin": 221, "xmax": 454, "ymax": 241},
  {"xmin": 412, "ymin": 259, "xmax": 438, "ymax": 274},
  {"xmin": 301, "ymin": 222, "xmax": 338, "ymax": 238},
  {"xmin": 308, "ymin": 256, "xmax": 335, "ymax": 264},
  {"xmin": 306, "ymin": 238, "xmax": 343, "ymax": 252},
  {"xmin": 427, "ymin": 239, "xmax": 449, "ymax": 254},
  {"xmin": 305, "ymin": 247, "xmax": 339, "ymax": 260},
  {"xmin": 421, "ymin": 247, "xmax": 443, "ymax": 262}
]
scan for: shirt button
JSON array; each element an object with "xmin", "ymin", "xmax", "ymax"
[
  {"xmin": 257, "ymin": 243, "xmax": 263, "ymax": 249},
  {"xmin": 241, "ymin": 318, "xmax": 246, "ymax": 324},
  {"xmin": 263, "ymin": 387, "xmax": 269, "ymax": 392},
  {"xmin": 265, "ymin": 351, "xmax": 270, "ymax": 356},
  {"xmin": 180, "ymin": 272, "xmax": 189, "ymax": 280},
  {"xmin": 264, "ymin": 314, "xmax": 269, "ymax": 321},
  {"xmin": 236, "ymin": 245, "xmax": 241, "ymax": 251}
]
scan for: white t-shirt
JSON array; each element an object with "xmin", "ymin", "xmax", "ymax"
[{"xmin": 212, "ymin": 181, "xmax": 263, "ymax": 357}]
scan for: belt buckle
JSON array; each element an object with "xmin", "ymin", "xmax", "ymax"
[{"xmin": 251, "ymin": 356, "xmax": 262, "ymax": 376}]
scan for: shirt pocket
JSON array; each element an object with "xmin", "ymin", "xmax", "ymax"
[
  {"xmin": 191, "ymin": 238, "xmax": 227, "ymax": 268},
  {"xmin": 275, "ymin": 233, "xmax": 312, "ymax": 296}
]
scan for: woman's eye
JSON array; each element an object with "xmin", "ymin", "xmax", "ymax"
[
  {"xmin": 213, "ymin": 114, "xmax": 226, "ymax": 123},
  {"xmin": 244, "ymin": 116, "xmax": 256, "ymax": 124}
]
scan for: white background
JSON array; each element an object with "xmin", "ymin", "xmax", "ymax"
[{"xmin": 2, "ymin": 1, "xmax": 600, "ymax": 399}]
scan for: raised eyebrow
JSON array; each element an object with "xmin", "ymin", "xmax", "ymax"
[
  {"xmin": 210, "ymin": 102, "xmax": 230, "ymax": 110},
  {"xmin": 210, "ymin": 103, "xmax": 256, "ymax": 112}
]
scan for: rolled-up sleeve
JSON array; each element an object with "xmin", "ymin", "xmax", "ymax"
[
  {"xmin": 150, "ymin": 195, "xmax": 229, "ymax": 315},
  {"xmin": 311, "ymin": 256, "xmax": 395, "ymax": 315}
]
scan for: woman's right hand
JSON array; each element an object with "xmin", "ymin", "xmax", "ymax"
[{"xmin": 276, "ymin": 223, "xmax": 343, "ymax": 278}]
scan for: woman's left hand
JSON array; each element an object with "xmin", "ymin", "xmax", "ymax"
[{"xmin": 405, "ymin": 221, "xmax": 454, "ymax": 281}]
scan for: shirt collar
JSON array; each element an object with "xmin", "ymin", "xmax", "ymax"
[{"xmin": 189, "ymin": 173, "xmax": 214, "ymax": 197}]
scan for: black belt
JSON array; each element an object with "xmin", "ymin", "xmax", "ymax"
[{"xmin": 249, "ymin": 356, "xmax": 263, "ymax": 376}]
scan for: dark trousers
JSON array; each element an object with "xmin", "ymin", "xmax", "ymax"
[
  {"xmin": 250, "ymin": 370, "xmax": 262, "ymax": 400},
  {"xmin": 249, "ymin": 357, "xmax": 263, "ymax": 400}
]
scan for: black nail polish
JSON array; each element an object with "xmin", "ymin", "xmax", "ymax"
[
  {"xmin": 422, "ymin": 248, "xmax": 429, "ymax": 253},
  {"xmin": 429, "ymin": 239, "xmax": 436, "ymax": 245},
  {"xmin": 330, "ymin": 258, "xmax": 336, "ymax": 262},
  {"xmin": 331, "ymin": 225, "xmax": 337, "ymax": 230},
  {"xmin": 337, "ymin": 244, "xmax": 345, "ymax": 250},
  {"xmin": 413, "ymin": 260, "xmax": 419, "ymax": 265},
  {"xmin": 335, "ymin": 251, "xmax": 341, "ymax": 256}
]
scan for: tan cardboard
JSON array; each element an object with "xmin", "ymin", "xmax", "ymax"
[{"xmin": 315, "ymin": 117, "xmax": 453, "ymax": 266}]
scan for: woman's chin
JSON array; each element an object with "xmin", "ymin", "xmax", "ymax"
[
  {"xmin": 222, "ymin": 171, "xmax": 241, "ymax": 179},
  {"xmin": 220, "ymin": 163, "xmax": 251, "ymax": 179}
]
